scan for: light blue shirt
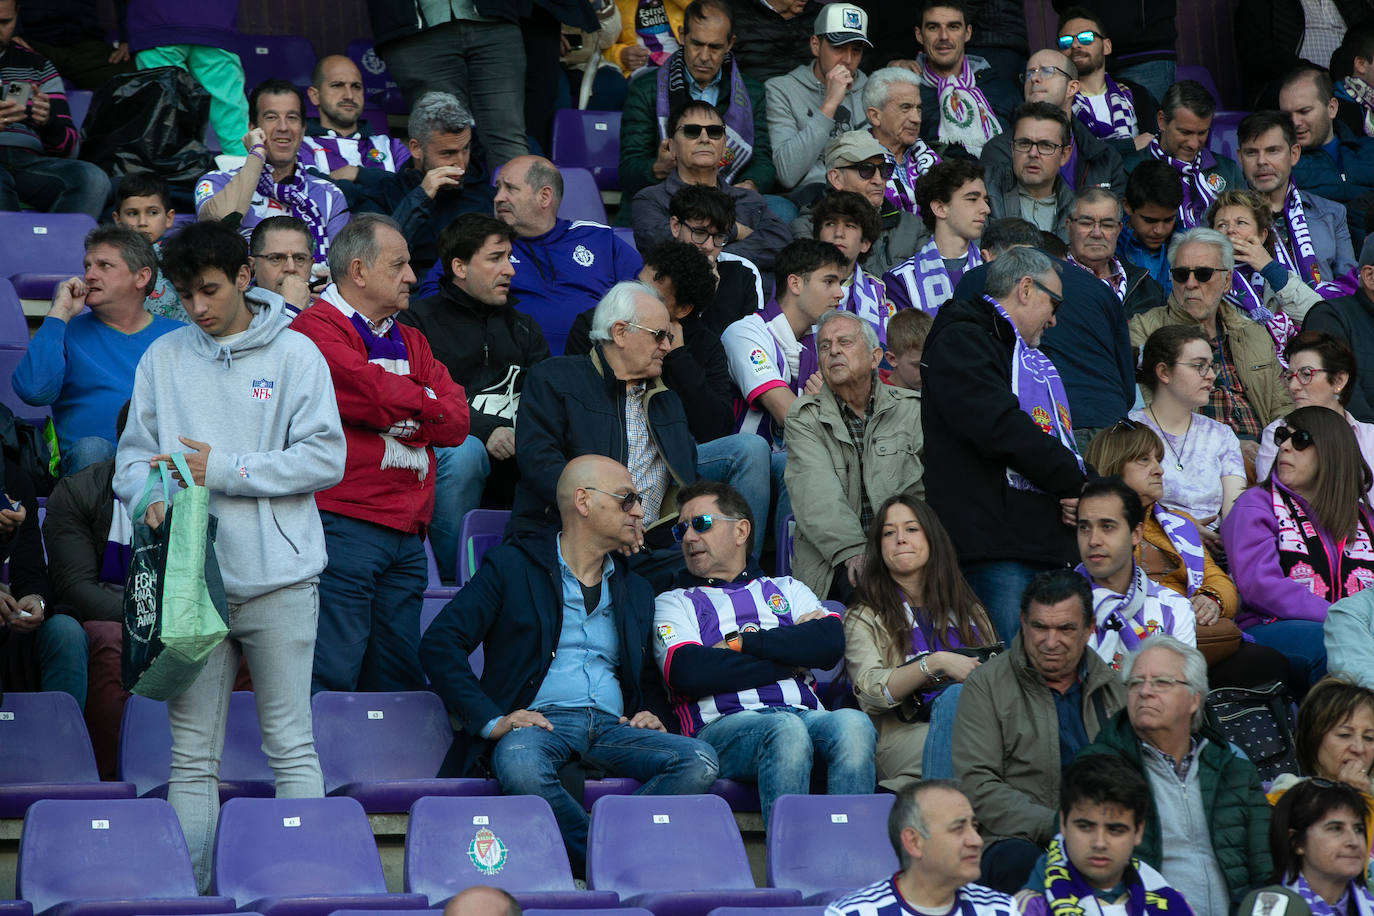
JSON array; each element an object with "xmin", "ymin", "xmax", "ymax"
[{"xmin": 690, "ymin": 69, "xmax": 724, "ymax": 107}]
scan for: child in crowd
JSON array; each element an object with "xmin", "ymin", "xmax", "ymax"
[
  {"xmin": 111, "ymin": 174, "xmax": 188, "ymax": 323},
  {"xmin": 883, "ymin": 307, "xmax": 932, "ymax": 392}
]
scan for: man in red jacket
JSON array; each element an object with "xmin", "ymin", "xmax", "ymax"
[{"xmin": 292, "ymin": 213, "xmax": 470, "ymax": 692}]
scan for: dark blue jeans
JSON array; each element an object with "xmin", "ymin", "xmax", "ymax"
[
  {"xmin": 312, "ymin": 512, "xmax": 428, "ymax": 693},
  {"xmin": 0, "ymin": 147, "xmax": 110, "ymax": 219},
  {"xmin": 960, "ymin": 559, "xmax": 1059, "ymax": 640}
]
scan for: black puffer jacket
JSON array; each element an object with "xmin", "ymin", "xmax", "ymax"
[{"xmin": 725, "ymin": 0, "xmax": 820, "ymax": 84}]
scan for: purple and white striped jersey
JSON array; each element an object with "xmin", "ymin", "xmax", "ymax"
[
  {"xmin": 298, "ymin": 133, "xmax": 411, "ymax": 174},
  {"xmin": 826, "ymin": 876, "xmax": 1015, "ymax": 916}
]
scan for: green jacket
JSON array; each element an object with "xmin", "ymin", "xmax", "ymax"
[{"xmin": 1078, "ymin": 709, "xmax": 1273, "ymax": 906}]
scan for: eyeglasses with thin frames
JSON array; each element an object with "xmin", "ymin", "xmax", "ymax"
[
  {"xmin": 258, "ymin": 252, "xmax": 312, "ymax": 268},
  {"xmin": 1020, "ymin": 65, "xmax": 1071, "ymax": 82},
  {"xmin": 1173, "ymin": 359, "xmax": 1219, "ymax": 378},
  {"xmin": 1070, "ymin": 216, "xmax": 1120, "ymax": 233},
  {"xmin": 1124, "ymin": 675, "xmax": 1186, "ymax": 691}
]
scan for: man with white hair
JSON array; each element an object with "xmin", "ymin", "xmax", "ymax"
[
  {"xmin": 863, "ymin": 67, "xmax": 943, "ymax": 215},
  {"xmin": 1079, "ymin": 636, "xmax": 1273, "ymax": 916}
]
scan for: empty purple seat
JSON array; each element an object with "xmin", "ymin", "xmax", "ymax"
[
  {"xmin": 211, "ymin": 796, "xmax": 429, "ymax": 916},
  {"xmin": 0, "ymin": 692, "xmax": 136, "ymax": 818},
  {"xmin": 551, "ymin": 111, "xmax": 621, "ymax": 191},
  {"xmin": 311, "ymin": 691, "xmax": 498, "ymax": 813},
  {"xmin": 405, "ymin": 795, "xmax": 620, "ymax": 909},
  {"xmin": 0, "ymin": 901, "xmax": 32, "ymax": 916},
  {"xmin": 765, "ymin": 795, "xmax": 897, "ymax": 903},
  {"xmin": 65, "ymin": 91, "xmax": 93, "ymax": 128},
  {"xmin": 709, "ymin": 908, "xmax": 827, "ymax": 916},
  {"xmin": 556, "ymin": 168, "xmax": 607, "ymax": 224},
  {"xmin": 423, "ymin": 538, "xmax": 458, "ymax": 598},
  {"xmin": 526, "ymin": 910, "xmax": 652, "ymax": 916},
  {"xmin": 232, "ymin": 35, "xmax": 317, "ymax": 91},
  {"xmin": 0, "ymin": 213, "xmax": 97, "ymax": 300},
  {"xmin": 1175, "ymin": 65, "xmax": 1222, "ymax": 106},
  {"xmin": 774, "ymin": 514, "xmax": 795, "ymax": 577},
  {"xmin": 587, "ymin": 795, "xmax": 802, "ymax": 916},
  {"xmin": 17, "ymin": 798, "xmax": 236, "ymax": 916},
  {"xmin": 117, "ymin": 693, "xmax": 274, "ymax": 802},
  {"xmin": 1208, "ymin": 110, "xmax": 1248, "ymax": 160},
  {"xmin": 458, "ymin": 510, "xmax": 510, "ymax": 586},
  {"xmin": 0, "ymin": 277, "xmax": 29, "ymax": 347}
]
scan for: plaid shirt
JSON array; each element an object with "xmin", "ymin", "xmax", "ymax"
[
  {"xmin": 1205, "ymin": 328, "xmax": 1264, "ymax": 441},
  {"xmin": 835, "ymin": 383, "xmax": 876, "ymax": 533},
  {"xmin": 625, "ymin": 381, "xmax": 670, "ymax": 524}
]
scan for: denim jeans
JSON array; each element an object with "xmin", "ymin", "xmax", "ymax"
[
  {"xmin": 313, "ymin": 512, "xmax": 428, "ymax": 693},
  {"xmin": 378, "ymin": 20, "xmax": 529, "ymax": 170},
  {"xmin": 696, "ymin": 433, "xmax": 774, "ymax": 559},
  {"xmin": 1244, "ymin": 619, "xmax": 1328, "ymax": 690},
  {"xmin": 60, "ymin": 436, "xmax": 116, "ymax": 477},
  {"xmin": 0, "ymin": 147, "xmax": 110, "ymax": 219},
  {"xmin": 919, "ymin": 684, "xmax": 962, "ymax": 780},
  {"xmin": 696, "ymin": 706, "xmax": 876, "ymax": 827},
  {"xmin": 167, "ymin": 582, "xmax": 323, "ymax": 891},
  {"xmin": 490, "ymin": 707, "xmax": 719, "ymax": 874},
  {"xmin": 1114, "ymin": 60, "xmax": 1177, "ymax": 104},
  {"xmin": 960, "ymin": 559, "xmax": 1058, "ymax": 640},
  {"xmin": 34, "ymin": 612, "xmax": 88, "ymax": 707},
  {"xmin": 430, "ymin": 437, "xmax": 492, "ymax": 582}
]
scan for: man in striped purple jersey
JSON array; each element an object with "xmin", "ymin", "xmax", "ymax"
[{"xmin": 653, "ymin": 479, "xmax": 875, "ymax": 827}]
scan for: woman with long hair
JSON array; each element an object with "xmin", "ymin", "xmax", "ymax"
[{"xmin": 844, "ymin": 494, "xmax": 996, "ymax": 788}]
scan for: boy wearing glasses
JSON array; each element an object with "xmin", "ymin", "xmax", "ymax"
[{"xmin": 984, "ymin": 102, "xmax": 1078, "ymax": 240}]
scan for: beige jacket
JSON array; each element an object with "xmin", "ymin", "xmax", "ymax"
[{"xmin": 843, "ymin": 604, "xmax": 928, "ymax": 790}]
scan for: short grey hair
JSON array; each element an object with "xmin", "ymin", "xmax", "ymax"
[
  {"xmin": 862, "ymin": 67, "xmax": 923, "ymax": 114},
  {"xmin": 589, "ymin": 281, "xmax": 661, "ymax": 342},
  {"xmin": 1167, "ymin": 226, "xmax": 1234, "ymax": 273},
  {"xmin": 407, "ymin": 91, "xmax": 475, "ymax": 146},
  {"xmin": 327, "ymin": 212, "xmax": 403, "ymax": 281},
  {"xmin": 1070, "ymin": 186, "xmax": 1123, "ymax": 221},
  {"xmin": 985, "ymin": 246, "xmax": 1060, "ymax": 299},
  {"xmin": 816, "ymin": 308, "xmax": 879, "ymax": 350},
  {"xmin": 887, "ymin": 779, "xmax": 963, "ymax": 869},
  {"xmin": 1121, "ymin": 635, "xmax": 1210, "ymax": 731}
]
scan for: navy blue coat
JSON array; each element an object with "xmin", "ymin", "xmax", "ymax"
[{"xmin": 1292, "ymin": 120, "xmax": 1374, "ymax": 246}]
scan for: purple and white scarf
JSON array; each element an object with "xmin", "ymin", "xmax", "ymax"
[
  {"xmin": 986, "ymin": 295, "xmax": 1083, "ymax": 491},
  {"xmin": 917, "ymin": 54, "xmax": 1001, "ymax": 156},
  {"xmin": 256, "ymin": 166, "xmax": 329, "ymax": 262},
  {"xmin": 1343, "ymin": 75, "xmax": 1374, "ymax": 138},
  {"xmin": 320, "ymin": 284, "xmax": 430, "ymax": 480},
  {"xmin": 880, "ymin": 132, "xmax": 941, "ymax": 214},
  {"xmin": 1285, "ymin": 873, "xmax": 1374, "ymax": 916},
  {"xmin": 884, "ymin": 237, "xmax": 981, "ymax": 314},
  {"xmin": 1152, "ymin": 503, "xmax": 1206, "ymax": 596},
  {"xmin": 1145, "ymin": 139, "xmax": 1224, "ymax": 229},
  {"xmin": 1078, "ymin": 563, "xmax": 1188, "ymax": 668},
  {"xmin": 841, "ymin": 264, "xmax": 891, "ymax": 347},
  {"xmin": 1071, "ymin": 74, "xmax": 1138, "ymax": 141},
  {"xmin": 1226, "ymin": 266, "xmax": 1298, "ymax": 365},
  {"xmin": 656, "ymin": 51, "xmax": 754, "ymax": 184},
  {"xmin": 1275, "ymin": 182, "xmax": 1357, "ymax": 298}
]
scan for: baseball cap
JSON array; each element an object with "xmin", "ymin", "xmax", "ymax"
[
  {"xmin": 824, "ymin": 130, "xmax": 889, "ymax": 168},
  {"xmin": 1360, "ymin": 233, "xmax": 1374, "ymax": 267},
  {"xmin": 814, "ymin": 5, "xmax": 871, "ymax": 47},
  {"xmin": 1236, "ymin": 887, "xmax": 1311, "ymax": 916}
]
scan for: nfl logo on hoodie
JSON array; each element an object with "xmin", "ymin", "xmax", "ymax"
[{"xmin": 251, "ymin": 378, "xmax": 274, "ymax": 401}]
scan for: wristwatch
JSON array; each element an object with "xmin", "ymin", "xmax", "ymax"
[{"xmin": 722, "ymin": 631, "xmax": 743, "ymax": 652}]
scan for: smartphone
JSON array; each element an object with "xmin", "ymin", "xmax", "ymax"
[
  {"xmin": 566, "ymin": 33, "xmax": 584, "ymax": 49},
  {"xmin": 2, "ymin": 80, "xmax": 33, "ymax": 108}
]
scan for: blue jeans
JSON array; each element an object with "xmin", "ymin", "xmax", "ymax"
[
  {"xmin": 430, "ymin": 437, "xmax": 492, "ymax": 582},
  {"xmin": 770, "ymin": 450, "xmax": 792, "ymax": 541},
  {"xmin": 1115, "ymin": 60, "xmax": 1176, "ymax": 103},
  {"xmin": 378, "ymin": 20, "xmax": 529, "ymax": 170},
  {"xmin": 168, "ymin": 582, "xmax": 323, "ymax": 891},
  {"xmin": 696, "ymin": 706, "xmax": 876, "ymax": 827},
  {"xmin": 763, "ymin": 195, "xmax": 799, "ymax": 224},
  {"xmin": 960, "ymin": 560, "xmax": 1058, "ymax": 640},
  {"xmin": 490, "ymin": 707, "xmax": 718, "ymax": 875},
  {"xmin": 313, "ymin": 512, "xmax": 428, "ymax": 693},
  {"xmin": 35, "ymin": 612, "xmax": 88, "ymax": 708},
  {"xmin": 0, "ymin": 147, "xmax": 110, "ymax": 219},
  {"xmin": 980, "ymin": 838, "xmax": 1044, "ymax": 894},
  {"xmin": 1244, "ymin": 619, "xmax": 1327, "ymax": 690},
  {"xmin": 696, "ymin": 433, "xmax": 773, "ymax": 559},
  {"xmin": 60, "ymin": 435, "xmax": 116, "ymax": 477},
  {"xmin": 919, "ymin": 684, "xmax": 962, "ymax": 780}
]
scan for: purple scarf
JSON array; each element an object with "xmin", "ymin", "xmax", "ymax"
[
  {"xmin": 1276, "ymin": 182, "xmax": 1357, "ymax": 298},
  {"xmin": 886, "ymin": 237, "xmax": 980, "ymax": 314},
  {"xmin": 1145, "ymin": 139, "xmax": 1223, "ymax": 229},
  {"xmin": 1285, "ymin": 873, "xmax": 1374, "ymax": 916},
  {"xmin": 986, "ymin": 296, "xmax": 1083, "ymax": 491},
  {"xmin": 1151, "ymin": 503, "xmax": 1206, "ymax": 596},
  {"xmin": 255, "ymin": 166, "xmax": 329, "ymax": 262},
  {"xmin": 917, "ymin": 54, "xmax": 1001, "ymax": 155},
  {"xmin": 1071, "ymin": 74, "xmax": 1138, "ymax": 141},
  {"xmin": 656, "ymin": 51, "xmax": 754, "ymax": 184},
  {"xmin": 1226, "ymin": 266, "xmax": 1298, "ymax": 365},
  {"xmin": 880, "ymin": 133, "xmax": 941, "ymax": 214},
  {"xmin": 906, "ymin": 602, "xmax": 981, "ymax": 705},
  {"xmin": 841, "ymin": 264, "xmax": 891, "ymax": 347}
]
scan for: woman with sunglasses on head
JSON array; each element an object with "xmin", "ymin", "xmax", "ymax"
[
  {"xmin": 1222, "ymin": 406, "xmax": 1374, "ymax": 691},
  {"xmin": 1255, "ymin": 332, "xmax": 1374, "ymax": 499},
  {"xmin": 1268, "ymin": 776, "xmax": 1374, "ymax": 912},
  {"xmin": 1270, "ymin": 679, "xmax": 1374, "ymax": 819},
  {"xmin": 842, "ymin": 493, "xmax": 997, "ymax": 787},
  {"xmin": 1129, "ymin": 324, "xmax": 1247, "ymax": 554},
  {"xmin": 1208, "ymin": 190, "xmax": 1322, "ymax": 364}
]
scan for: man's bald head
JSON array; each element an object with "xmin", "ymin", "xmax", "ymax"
[
  {"xmin": 309, "ymin": 55, "xmax": 364, "ymax": 133},
  {"xmin": 441, "ymin": 886, "xmax": 520, "ymax": 916},
  {"xmin": 556, "ymin": 455, "xmax": 631, "ymax": 516}
]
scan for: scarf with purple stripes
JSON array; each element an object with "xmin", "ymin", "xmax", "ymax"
[
  {"xmin": 1286, "ymin": 874, "xmax": 1374, "ymax": 916},
  {"xmin": 917, "ymin": 54, "xmax": 1001, "ymax": 156},
  {"xmin": 841, "ymin": 264, "xmax": 891, "ymax": 347},
  {"xmin": 881, "ymin": 135, "xmax": 941, "ymax": 214},
  {"xmin": 1145, "ymin": 140, "xmax": 1223, "ymax": 229},
  {"xmin": 1226, "ymin": 265, "xmax": 1297, "ymax": 365},
  {"xmin": 1071, "ymin": 74, "xmax": 1138, "ymax": 141},
  {"xmin": 1078, "ymin": 563, "xmax": 1184, "ymax": 653},
  {"xmin": 1275, "ymin": 182, "xmax": 1357, "ymax": 297},
  {"xmin": 656, "ymin": 51, "xmax": 754, "ymax": 184},
  {"xmin": 1151, "ymin": 503, "xmax": 1206, "ymax": 596},
  {"xmin": 255, "ymin": 165, "xmax": 329, "ymax": 262}
]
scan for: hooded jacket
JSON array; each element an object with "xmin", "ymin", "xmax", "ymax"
[
  {"xmin": 113, "ymin": 290, "xmax": 347, "ymax": 604},
  {"xmin": 765, "ymin": 62, "xmax": 870, "ymax": 191}
]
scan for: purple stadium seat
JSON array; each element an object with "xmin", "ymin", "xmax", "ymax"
[
  {"xmin": 581, "ymin": 778, "xmax": 759, "ymax": 812},
  {"xmin": 764, "ymin": 795, "xmax": 897, "ymax": 903},
  {"xmin": 423, "ymin": 538, "xmax": 458, "ymax": 598},
  {"xmin": 0, "ymin": 212, "xmax": 97, "ymax": 300},
  {"xmin": 587, "ymin": 795, "xmax": 802, "ymax": 916},
  {"xmin": 311, "ymin": 691, "xmax": 499, "ymax": 813},
  {"xmin": 346, "ymin": 40, "xmax": 408, "ymax": 116},
  {"xmin": 0, "ymin": 277, "xmax": 28, "ymax": 347},
  {"xmin": 17, "ymin": 798, "xmax": 236, "ymax": 916},
  {"xmin": 774, "ymin": 514, "xmax": 795, "ymax": 578},
  {"xmin": 557, "ymin": 168, "xmax": 607, "ymax": 224},
  {"xmin": 527, "ymin": 910, "xmax": 654, "ymax": 916},
  {"xmin": 613, "ymin": 227, "xmax": 637, "ymax": 251},
  {"xmin": 117, "ymin": 693, "xmax": 274, "ymax": 802},
  {"xmin": 1176, "ymin": 65, "xmax": 1222, "ymax": 106},
  {"xmin": 405, "ymin": 795, "xmax": 621, "ymax": 909},
  {"xmin": 0, "ymin": 901, "xmax": 32, "ymax": 916},
  {"xmin": 458, "ymin": 509, "xmax": 509, "ymax": 586},
  {"xmin": 210, "ymin": 796, "xmax": 429, "ymax": 916},
  {"xmin": 1208, "ymin": 110, "xmax": 1248, "ymax": 160},
  {"xmin": 232, "ymin": 35, "xmax": 317, "ymax": 92},
  {"xmin": 65, "ymin": 91, "xmax": 93, "ymax": 129},
  {"xmin": 0, "ymin": 692, "xmax": 136, "ymax": 818},
  {"xmin": 709, "ymin": 908, "xmax": 827, "ymax": 916},
  {"xmin": 551, "ymin": 110, "xmax": 621, "ymax": 192}
]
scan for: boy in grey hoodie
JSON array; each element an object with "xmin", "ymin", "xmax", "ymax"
[{"xmin": 113, "ymin": 220, "xmax": 346, "ymax": 890}]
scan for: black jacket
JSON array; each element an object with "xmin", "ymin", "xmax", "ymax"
[
  {"xmin": 920, "ymin": 296, "xmax": 1086, "ymax": 566},
  {"xmin": 980, "ymin": 117, "xmax": 1127, "ymax": 197},
  {"xmin": 1122, "ymin": 260, "xmax": 1167, "ymax": 319},
  {"xmin": 351, "ymin": 165, "xmax": 495, "ymax": 277},
  {"xmin": 1049, "ymin": 0, "xmax": 1177, "ymax": 63},
  {"xmin": 399, "ymin": 279, "xmax": 550, "ymax": 443},
  {"xmin": 1235, "ymin": 0, "xmax": 1374, "ymax": 107},
  {"xmin": 1304, "ymin": 287, "xmax": 1374, "ymax": 422},
  {"xmin": 565, "ymin": 310, "xmax": 735, "ymax": 443},
  {"xmin": 368, "ymin": 0, "xmax": 597, "ymax": 45},
  {"xmin": 725, "ymin": 0, "xmax": 820, "ymax": 84},
  {"xmin": 420, "ymin": 527, "xmax": 669, "ymax": 776},
  {"xmin": 918, "ymin": 61, "xmax": 1020, "ymax": 147},
  {"xmin": 509, "ymin": 346, "xmax": 698, "ymax": 536}
]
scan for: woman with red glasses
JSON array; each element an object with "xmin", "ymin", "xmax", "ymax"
[{"xmin": 1222, "ymin": 406, "xmax": 1374, "ymax": 692}]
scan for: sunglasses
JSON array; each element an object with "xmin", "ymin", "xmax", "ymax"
[
  {"xmin": 1170, "ymin": 266, "xmax": 1222, "ymax": 284},
  {"xmin": 1273, "ymin": 427, "xmax": 1314, "ymax": 451},
  {"xmin": 671, "ymin": 513, "xmax": 743, "ymax": 542},
  {"xmin": 840, "ymin": 160, "xmax": 896, "ymax": 181},
  {"xmin": 679, "ymin": 123, "xmax": 726, "ymax": 140},
  {"xmin": 1032, "ymin": 278, "xmax": 1063, "ymax": 313},
  {"xmin": 626, "ymin": 321, "xmax": 675, "ymax": 346},
  {"xmin": 1056, "ymin": 29, "xmax": 1103, "ymax": 49},
  {"xmin": 584, "ymin": 487, "xmax": 644, "ymax": 511}
]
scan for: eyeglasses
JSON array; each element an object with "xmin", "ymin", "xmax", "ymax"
[
  {"xmin": 1125, "ymin": 675, "xmax": 1186, "ymax": 691},
  {"xmin": 1170, "ymin": 266, "xmax": 1223, "ymax": 284},
  {"xmin": 257, "ymin": 252, "xmax": 312, "ymax": 268},
  {"xmin": 672, "ymin": 513, "xmax": 743, "ymax": 541},
  {"xmin": 1273, "ymin": 427, "xmax": 1315, "ymax": 451},
  {"xmin": 681, "ymin": 222, "xmax": 730, "ymax": 247},
  {"xmin": 1056, "ymin": 29, "xmax": 1103, "ymax": 49},
  {"xmin": 1032, "ymin": 279, "xmax": 1063, "ymax": 313},
  {"xmin": 1173, "ymin": 359, "xmax": 1220, "ymax": 377},
  {"xmin": 1011, "ymin": 138, "xmax": 1067, "ymax": 157},
  {"xmin": 1020, "ymin": 65, "xmax": 1071, "ymax": 82},
  {"xmin": 583, "ymin": 487, "xmax": 644, "ymax": 512},
  {"xmin": 1070, "ymin": 216, "xmax": 1120, "ymax": 233},
  {"xmin": 626, "ymin": 322, "xmax": 675, "ymax": 346},
  {"xmin": 1115, "ymin": 417, "xmax": 1142, "ymax": 431},
  {"xmin": 840, "ymin": 160, "xmax": 896, "ymax": 181},
  {"xmin": 678, "ymin": 123, "xmax": 726, "ymax": 139},
  {"xmin": 1281, "ymin": 366, "xmax": 1332, "ymax": 385}
]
